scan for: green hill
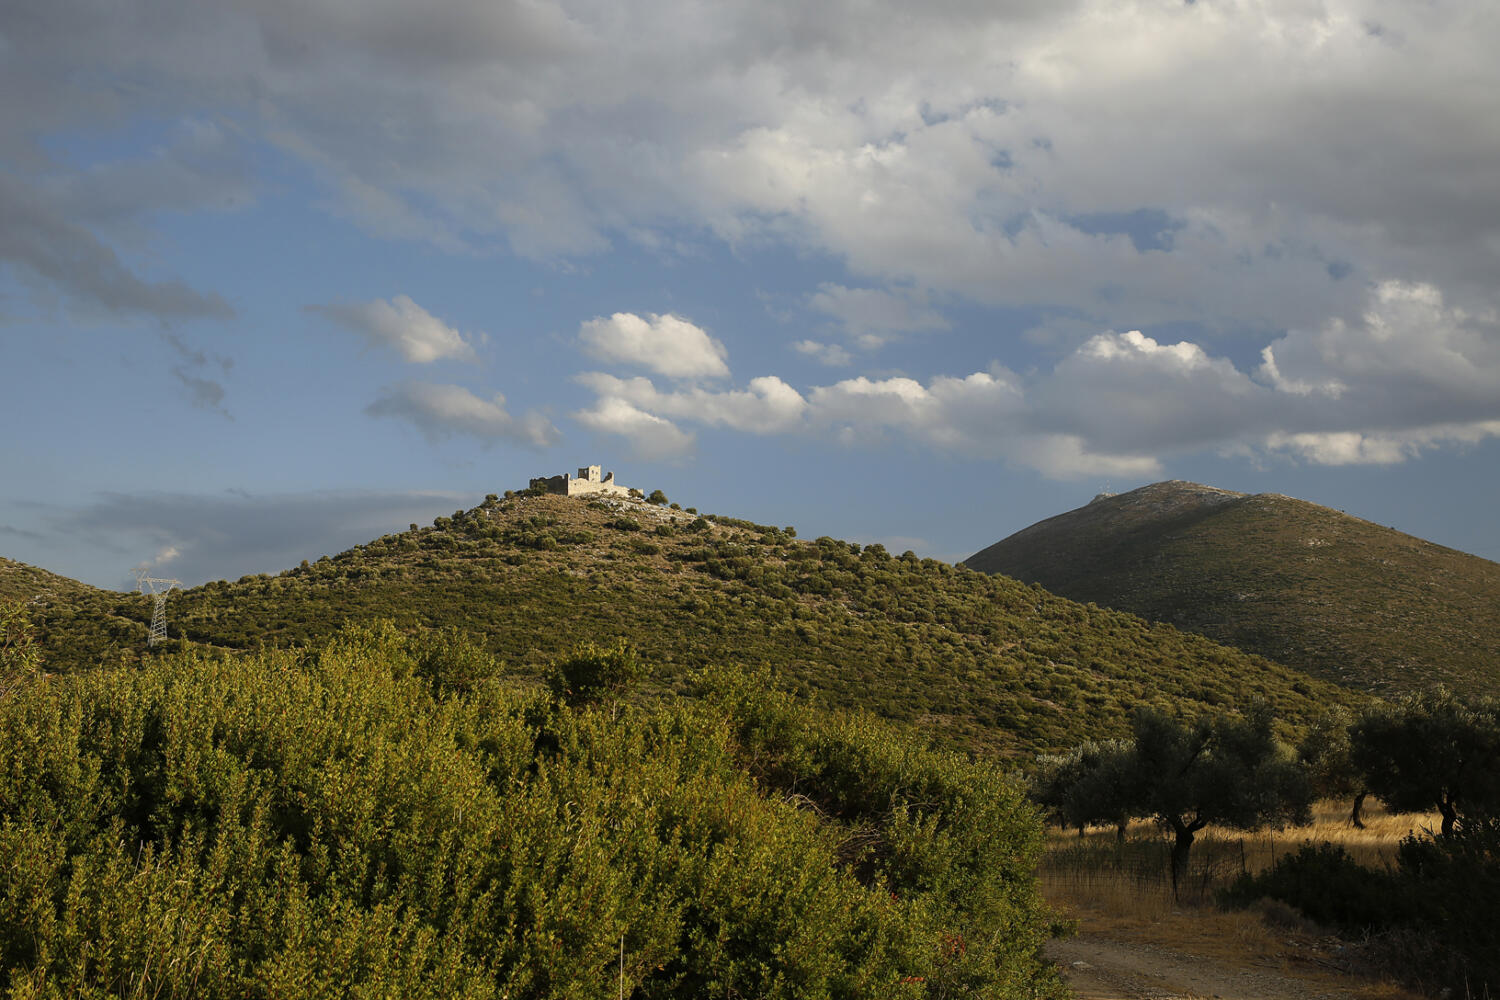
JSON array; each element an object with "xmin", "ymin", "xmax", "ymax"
[
  {"xmin": 0, "ymin": 556, "xmax": 102, "ymax": 605},
  {"xmin": 6, "ymin": 491, "xmax": 1359, "ymax": 758},
  {"xmin": 962, "ymin": 481, "xmax": 1500, "ymax": 697}
]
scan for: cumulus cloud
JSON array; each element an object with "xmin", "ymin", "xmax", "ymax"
[
  {"xmin": 1264, "ymin": 424, "xmax": 1500, "ymax": 466},
  {"xmin": 308, "ymin": 295, "xmax": 479, "ymax": 363},
  {"xmin": 133, "ymin": 545, "xmax": 181, "ymax": 574},
  {"xmin": 19, "ymin": 0, "xmax": 1498, "ymax": 332},
  {"xmin": 366, "ymin": 381, "xmax": 558, "ymax": 447},
  {"xmin": 1032, "ymin": 330, "xmax": 1263, "ymax": 454},
  {"xmin": 578, "ymin": 312, "xmax": 729, "ymax": 378},
  {"xmin": 1257, "ymin": 281, "xmax": 1500, "ymax": 420},
  {"xmin": 574, "ymin": 397, "xmax": 696, "ymax": 460},
  {"xmin": 575, "ymin": 372, "xmax": 806, "ymax": 433},
  {"xmin": 573, "ymin": 280, "xmax": 1500, "ymax": 476}
]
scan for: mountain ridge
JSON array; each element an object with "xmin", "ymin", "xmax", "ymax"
[
  {"xmin": 963, "ymin": 480, "xmax": 1500, "ymax": 696},
  {"xmin": 2, "ymin": 490, "xmax": 1358, "ymax": 759}
]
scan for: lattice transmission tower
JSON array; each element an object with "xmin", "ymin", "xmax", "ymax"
[{"xmin": 135, "ymin": 571, "xmax": 181, "ymax": 647}]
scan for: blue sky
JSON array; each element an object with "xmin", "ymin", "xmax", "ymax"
[{"xmin": 3, "ymin": 0, "xmax": 1499, "ymax": 589}]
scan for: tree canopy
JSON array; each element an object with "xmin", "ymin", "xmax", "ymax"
[
  {"xmin": 1041, "ymin": 704, "xmax": 1312, "ymax": 892},
  {"xmin": 1350, "ymin": 687, "xmax": 1500, "ymax": 836}
]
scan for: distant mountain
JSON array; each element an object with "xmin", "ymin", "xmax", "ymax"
[
  {"xmin": 4, "ymin": 491, "xmax": 1358, "ymax": 758},
  {"xmin": 963, "ymin": 481, "xmax": 1500, "ymax": 696}
]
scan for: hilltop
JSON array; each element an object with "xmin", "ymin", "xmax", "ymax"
[
  {"xmin": 963, "ymin": 481, "xmax": 1500, "ymax": 696},
  {"xmin": 4, "ymin": 491, "xmax": 1358, "ymax": 758},
  {"xmin": 0, "ymin": 556, "xmax": 103, "ymax": 605}
]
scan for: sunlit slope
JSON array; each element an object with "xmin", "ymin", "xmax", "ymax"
[
  {"xmin": 963, "ymin": 481, "xmax": 1500, "ymax": 696},
  {"xmin": 0, "ymin": 556, "xmax": 103, "ymax": 604},
  {"xmin": 11, "ymin": 493, "xmax": 1357, "ymax": 757}
]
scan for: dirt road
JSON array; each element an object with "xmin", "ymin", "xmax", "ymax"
[{"xmin": 1048, "ymin": 933, "xmax": 1407, "ymax": 1000}]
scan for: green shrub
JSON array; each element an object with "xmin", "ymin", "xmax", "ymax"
[
  {"xmin": 0, "ymin": 627, "xmax": 1064, "ymax": 999},
  {"xmin": 410, "ymin": 625, "xmax": 501, "ymax": 694},
  {"xmin": 1, "ymin": 601, "xmax": 41, "ymax": 702},
  {"xmin": 1220, "ymin": 842, "xmax": 1409, "ymax": 930},
  {"xmin": 546, "ymin": 640, "xmax": 650, "ymax": 706}
]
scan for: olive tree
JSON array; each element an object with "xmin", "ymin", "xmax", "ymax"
[
  {"xmin": 1032, "ymin": 739, "xmax": 1135, "ymax": 840},
  {"xmin": 1350, "ymin": 688, "xmax": 1500, "ymax": 837},
  {"xmin": 1043, "ymin": 705, "xmax": 1312, "ymax": 893},
  {"xmin": 1298, "ymin": 707, "xmax": 1368, "ymax": 827}
]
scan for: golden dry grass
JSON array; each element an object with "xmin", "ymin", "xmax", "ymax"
[{"xmin": 1039, "ymin": 799, "xmax": 1438, "ymax": 999}]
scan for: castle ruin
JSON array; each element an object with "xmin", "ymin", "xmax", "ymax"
[{"xmin": 529, "ymin": 465, "xmax": 634, "ymax": 498}]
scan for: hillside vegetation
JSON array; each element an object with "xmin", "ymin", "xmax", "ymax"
[
  {"xmin": 5, "ymin": 493, "xmax": 1357, "ymax": 758},
  {"xmin": 0, "ymin": 557, "xmax": 100, "ymax": 605},
  {"xmin": 0, "ymin": 623, "xmax": 1063, "ymax": 998},
  {"xmin": 963, "ymin": 481, "xmax": 1500, "ymax": 697}
]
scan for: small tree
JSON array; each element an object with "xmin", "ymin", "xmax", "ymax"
[
  {"xmin": 1126, "ymin": 704, "xmax": 1312, "ymax": 892},
  {"xmin": 647, "ymin": 489, "xmax": 668, "ymax": 506},
  {"xmin": 1032, "ymin": 739, "xmax": 1135, "ymax": 840},
  {"xmin": 1350, "ymin": 688, "xmax": 1500, "ymax": 837},
  {"xmin": 410, "ymin": 625, "xmax": 499, "ymax": 694},
  {"xmin": 548, "ymin": 641, "xmax": 649, "ymax": 709},
  {"xmin": 1298, "ymin": 707, "xmax": 1367, "ymax": 827}
]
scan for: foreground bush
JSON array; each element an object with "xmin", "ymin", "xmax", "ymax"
[
  {"xmin": 0, "ymin": 624, "xmax": 1062, "ymax": 999},
  {"xmin": 1223, "ymin": 831, "xmax": 1499, "ymax": 996},
  {"xmin": 1219, "ymin": 843, "xmax": 1412, "ymax": 931}
]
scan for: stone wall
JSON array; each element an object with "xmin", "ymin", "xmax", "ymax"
[{"xmin": 528, "ymin": 465, "xmax": 634, "ymax": 497}]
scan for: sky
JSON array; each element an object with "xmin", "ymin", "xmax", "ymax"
[{"xmin": 3, "ymin": 0, "xmax": 1500, "ymax": 590}]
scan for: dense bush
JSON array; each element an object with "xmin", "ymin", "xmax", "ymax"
[
  {"xmin": 1392, "ymin": 819, "xmax": 1500, "ymax": 993},
  {"xmin": 1224, "ymin": 831, "xmax": 1499, "ymax": 996},
  {"xmin": 546, "ymin": 640, "xmax": 650, "ymax": 706},
  {"xmin": 1220, "ymin": 843, "xmax": 1410, "ymax": 930},
  {"xmin": 1, "ymin": 600, "xmax": 41, "ymax": 702},
  {"xmin": 0, "ymin": 624, "xmax": 1063, "ymax": 998}
]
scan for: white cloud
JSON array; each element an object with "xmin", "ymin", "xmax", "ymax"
[
  {"xmin": 1033, "ymin": 329, "xmax": 1264, "ymax": 454},
  {"xmin": 133, "ymin": 544, "xmax": 181, "ymax": 573},
  {"xmin": 1264, "ymin": 424, "xmax": 1500, "ymax": 466},
  {"xmin": 571, "ymin": 279, "xmax": 1500, "ymax": 477},
  {"xmin": 575, "ymin": 372, "xmax": 806, "ymax": 433},
  {"xmin": 1258, "ymin": 281, "xmax": 1500, "ymax": 413},
  {"xmin": 366, "ymin": 381, "xmax": 558, "ymax": 447},
  {"xmin": 793, "ymin": 340, "xmax": 854, "ymax": 366},
  {"xmin": 574, "ymin": 397, "xmax": 695, "ymax": 460},
  {"xmin": 308, "ymin": 295, "xmax": 478, "ymax": 364},
  {"xmin": 17, "ymin": 0, "xmax": 1500, "ymax": 331},
  {"xmin": 1256, "ymin": 344, "xmax": 1346, "ymax": 398},
  {"xmin": 578, "ymin": 312, "xmax": 729, "ymax": 379}
]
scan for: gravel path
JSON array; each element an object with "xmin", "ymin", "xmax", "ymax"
[{"xmin": 1048, "ymin": 934, "xmax": 1376, "ymax": 1000}]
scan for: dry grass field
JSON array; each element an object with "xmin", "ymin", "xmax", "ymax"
[{"xmin": 1040, "ymin": 800, "xmax": 1439, "ymax": 999}]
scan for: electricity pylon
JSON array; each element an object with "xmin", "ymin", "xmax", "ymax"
[{"xmin": 134, "ymin": 571, "xmax": 181, "ymax": 647}]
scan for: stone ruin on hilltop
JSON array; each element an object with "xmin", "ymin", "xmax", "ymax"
[{"xmin": 528, "ymin": 464, "xmax": 634, "ymax": 498}]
